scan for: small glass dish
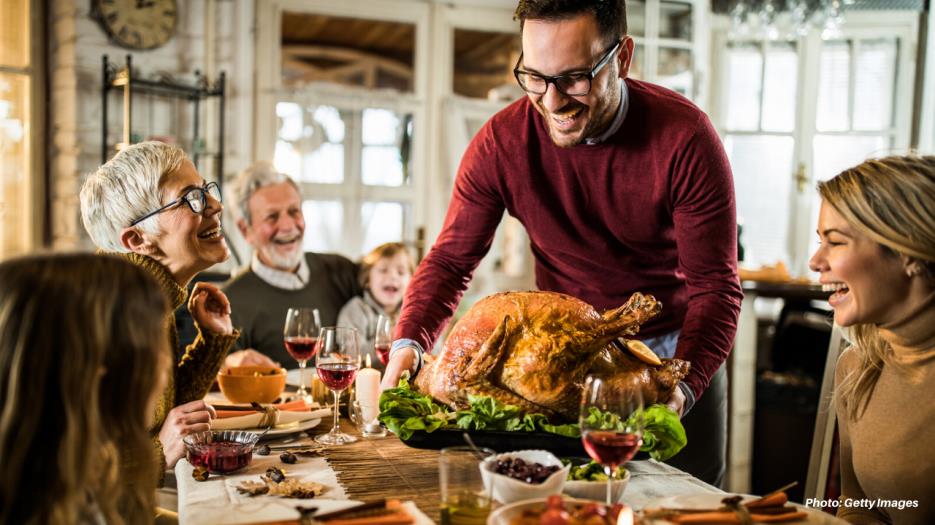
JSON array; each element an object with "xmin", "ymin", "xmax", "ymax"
[{"xmin": 183, "ymin": 430, "xmax": 260, "ymax": 473}]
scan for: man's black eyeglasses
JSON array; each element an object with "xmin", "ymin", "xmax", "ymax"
[
  {"xmin": 513, "ymin": 40, "xmax": 622, "ymax": 97},
  {"xmin": 129, "ymin": 181, "xmax": 222, "ymax": 226}
]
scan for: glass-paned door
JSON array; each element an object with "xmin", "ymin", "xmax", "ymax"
[
  {"xmin": 255, "ymin": 1, "xmax": 428, "ymax": 261},
  {"xmin": 273, "ymin": 96, "xmax": 417, "ymax": 257},
  {"xmin": 628, "ymin": 0, "xmax": 704, "ymax": 102},
  {"xmin": 715, "ymin": 17, "xmax": 915, "ymax": 276},
  {"xmin": 813, "ymin": 37, "xmax": 899, "ymax": 180},
  {"xmin": 721, "ymin": 41, "xmax": 798, "ymax": 267}
]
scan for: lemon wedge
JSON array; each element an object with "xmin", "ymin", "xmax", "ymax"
[{"xmin": 625, "ymin": 339, "xmax": 662, "ymax": 366}]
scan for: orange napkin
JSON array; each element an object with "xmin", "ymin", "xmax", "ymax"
[{"xmin": 215, "ymin": 399, "xmax": 310, "ymax": 419}]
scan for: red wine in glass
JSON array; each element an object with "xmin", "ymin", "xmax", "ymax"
[
  {"xmin": 317, "ymin": 362, "xmax": 359, "ymax": 391},
  {"xmin": 284, "ymin": 336, "xmax": 319, "ymax": 361},
  {"xmin": 373, "ymin": 315, "xmax": 393, "ymax": 367},
  {"xmin": 283, "ymin": 308, "xmax": 321, "ymax": 400},
  {"xmin": 374, "ymin": 343, "xmax": 391, "ymax": 366},
  {"xmin": 315, "ymin": 326, "xmax": 361, "ymax": 446},
  {"xmin": 582, "ymin": 430, "xmax": 642, "ymax": 467},
  {"xmin": 579, "ymin": 374, "xmax": 644, "ymax": 507}
]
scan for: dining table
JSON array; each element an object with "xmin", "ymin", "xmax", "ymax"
[{"xmin": 174, "ymin": 417, "xmax": 725, "ymax": 525}]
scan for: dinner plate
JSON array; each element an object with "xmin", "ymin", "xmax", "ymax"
[
  {"xmin": 642, "ymin": 493, "xmax": 848, "ymax": 524},
  {"xmin": 486, "ymin": 497, "xmax": 602, "ymax": 525},
  {"xmin": 214, "ymin": 417, "xmax": 322, "ymax": 439}
]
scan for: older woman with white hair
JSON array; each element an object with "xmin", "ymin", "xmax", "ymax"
[{"xmin": 80, "ymin": 141, "xmax": 239, "ymax": 474}]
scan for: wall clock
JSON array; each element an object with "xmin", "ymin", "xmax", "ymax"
[{"xmin": 95, "ymin": 0, "xmax": 178, "ymax": 50}]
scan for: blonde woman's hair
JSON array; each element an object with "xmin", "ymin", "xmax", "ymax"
[
  {"xmin": 359, "ymin": 242, "xmax": 415, "ymax": 289},
  {"xmin": 80, "ymin": 141, "xmax": 188, "ymax": 251},
  {"xmin": 818, "ymin": 155, "xmax": 935, "ymax": 420},
  {"xmin": 231, "ymin": 161, "xmax": 301, "ymax": 224},
  {"xmin": 0, "ymin": 253, "xmax": 170, "ymax": 525}
]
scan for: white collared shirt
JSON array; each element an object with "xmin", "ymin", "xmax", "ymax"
[
  {"xmin": 583, "ymin": 79, "xmax": 629, "ymax": 145},
  {"xmin": 250, "ymin": 251, "xmax": 310, "ymax": 290}
]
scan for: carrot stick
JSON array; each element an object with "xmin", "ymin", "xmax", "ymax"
[{"xmin": 745, "ymin": 492, "xmax": 789, "ymax": 509}]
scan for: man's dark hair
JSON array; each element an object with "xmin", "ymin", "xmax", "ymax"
[{"xmin": 514, "ymin": 0, "xmax": 627, "ymax": 45}]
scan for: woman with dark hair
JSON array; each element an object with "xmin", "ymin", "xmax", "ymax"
[
  {"xmin": 810, "ymin": 155, "xmax": 935, "ymax": 524},
  {"xmin": 0, "ymin": 254, "xmax": 172, "ymax": 524}
]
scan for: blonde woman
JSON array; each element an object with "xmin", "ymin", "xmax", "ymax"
[
  {"xmin": 80, "ymin": 141, "xmax": 239, "ymax": 472},
  {"xmin": 809, "ymin": 155, "xmax": 935, "ymax": 524},
  {"xmin": 0, "ymin": 254, "xmax": 171, "ymax": 524}
]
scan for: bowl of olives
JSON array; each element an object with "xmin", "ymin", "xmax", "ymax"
[{"xmin": 480, "ymin": 449, "xmax": 570, "ymax": 504}]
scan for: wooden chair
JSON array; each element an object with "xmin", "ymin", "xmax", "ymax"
[{"xmin": 804, "ymin": 323, "xmax": 847, "ymax": 500}]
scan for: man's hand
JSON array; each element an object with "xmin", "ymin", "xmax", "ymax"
[
  {"xmin": 380, "ymin": 347, "xmax": 417, "ymax": 390},
  {"xmin": 665, "ymin": 385, "xmax": 687, "ymax": 417},
  {"xmin": 158, "ymin": 400, "xmax": 217, "ymax": 467},
  {"xmin": 188, "ymin": 282, "xmax": 233, "ymax": 335},
  {"xmin": 225, "ymin": 349, "xmax": 277, "ymax": 368}
]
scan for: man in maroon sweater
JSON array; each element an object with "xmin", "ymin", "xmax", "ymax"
[{"xmin": 383, "ymin": 0, "xmax": 742, "ymax": 486}]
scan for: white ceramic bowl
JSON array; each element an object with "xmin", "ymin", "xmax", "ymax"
[
  {"xmin": 562, "ymin": 469, "xmax": 631, "ymax": 503},
  {"xmin": 480, "ymin": 450, "xmax": 571, "ymax": 504}
]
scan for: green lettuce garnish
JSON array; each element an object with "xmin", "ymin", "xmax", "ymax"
[
  {"xmin": 637, "ymin": 404, "xmax": 687, "ymax": 461},
  {"xmin": 376, "ymin": 379, "xmax": 686, "ymax": 460},
  {"xmin": 377, "ymin": 379, "xmax": 454, "ymax": 440}
]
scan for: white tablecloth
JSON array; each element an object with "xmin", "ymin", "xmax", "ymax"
[
  {"xmin": 177, "ymin": 454, "xmax": 440, "ymax": 525},
  {"xmin": 623, "ymin": 459, "xmax": 724, "ymax": 509},
  {"xmin": 177, "ymin": 454, "xmax": 719, "ymax": 524}
]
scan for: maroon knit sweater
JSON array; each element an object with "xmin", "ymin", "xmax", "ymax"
[{"xmin": 398, "ymin": 79, "xmax": 743, "ymax": 400}]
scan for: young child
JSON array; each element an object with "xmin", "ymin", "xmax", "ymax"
[{"xmin": 338, "ymin": 242, "xmax": 415, "ymax": 371}]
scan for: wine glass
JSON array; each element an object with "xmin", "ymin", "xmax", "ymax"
[
  {"xmin": 373, "ymin": 314, "xmax": 393, "ymax": 366},
  {"xmin": 283, "ymin": 307, "xmax": 321, "ymax": 401},
  {"xmin": 579, "ymin": 374, "xmax": 644, "ymax": 507},
  {"xmin": 315, "ymin": 326, "xmax": 361, "ymax": 445}
]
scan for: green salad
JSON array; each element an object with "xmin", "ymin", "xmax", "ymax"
[
  {"xmin": 378, "ymin": 379, "xmax": 687, "ymax": 461},
  {"xmin": 563, "ymin": 460, "xmax": 626, "ymax": 481}
]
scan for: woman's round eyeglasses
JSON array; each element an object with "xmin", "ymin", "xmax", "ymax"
[{"xmin": 129, "ymin": 182, "xmax": 222, "ymax": 227}]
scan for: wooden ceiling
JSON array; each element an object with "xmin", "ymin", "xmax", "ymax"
[
  {"xmin": 282, "ymin": 12, "xmax": 415, "ymax": 66},
  {"xmin": 280, "ymin": 12, "xmax": 521, "ymax": 98}
]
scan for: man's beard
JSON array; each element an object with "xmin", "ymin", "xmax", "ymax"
[
  {"xmin": 540, "ymin": 81, "xmax": 620, "ymax": 148},
  {"xmin": 260, "ymin": 243, "xmax": 304, "ymax": 272}
]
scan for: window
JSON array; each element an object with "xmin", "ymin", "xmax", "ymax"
[
  {"xmin": 713, "ymin": 13, "xmax": 916, "ymax": 275},
  {"xmin": 721, "ymin": 41, "xmax": 798, "ymax": 267},
  {"xmin": 256, "ymin": 0, "xmax": 428, "ymax": 259},
  {"xmin": 273, "ymin": 99, "xmax": 416, "ymax": 256},
  {"xmin": 628, "ymin": 0, "xmax": 705, "ymax": 102},
  {"xmin": 0, "ymin": 0, "xmax": 40, "ymax": 259}
]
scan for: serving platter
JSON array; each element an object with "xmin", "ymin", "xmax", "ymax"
[
  {"xmin": 643, "ymin": 493, "xmax": 849, "ymax": 524},
  {"xmin": 399, "ymin": 428, "xmax": 650, "ymax": 460}
]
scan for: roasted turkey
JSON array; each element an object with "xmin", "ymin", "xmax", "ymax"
[{"xmin": 414, "ymin": 291, "xmax": 690, "ymax": 421}]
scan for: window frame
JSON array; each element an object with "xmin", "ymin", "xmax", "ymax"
[
  {"xmin": 0, "ymin": 0, "xmax": 44, "ymax": 258},
  {"xmin": 630, "ymin": 0, "xmax": 710, "ymax": 107},
  {"xmin": 255, "ymin": 0, "xmax": 429, "ymax": 257},
  {"xmin": 711, "ymin": 10, "xmax": 918, "ymax": 276}
]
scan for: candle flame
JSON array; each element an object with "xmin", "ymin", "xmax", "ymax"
[
  {"xmin": 616, "ymin": 506, "xmax": 633, "ymax": 525},
  {"xmin": 366, "ymin": 354, "xmax": 372, "ymax": 368}
]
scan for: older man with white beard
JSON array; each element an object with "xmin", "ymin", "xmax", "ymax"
[{"xmin": 223, "ymin": 162, "xmax": 361, "ymax": 366}]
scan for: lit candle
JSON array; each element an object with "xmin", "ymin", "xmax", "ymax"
[{"xmin": 356, "ymin": 354, "xmax": 381, "ymax": 423}]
